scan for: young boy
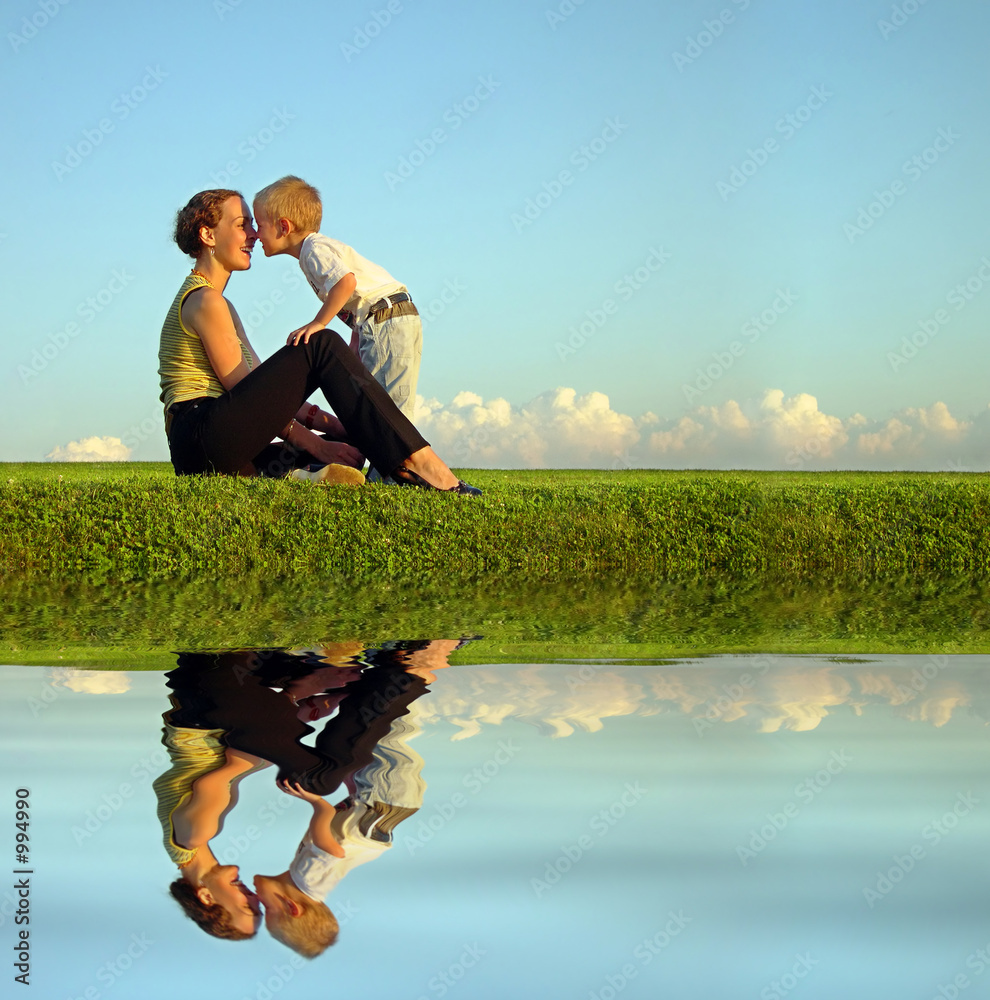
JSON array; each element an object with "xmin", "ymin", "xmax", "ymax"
[
  {"xmin": 252, "ymin": 782, "xmax": 344, "ymax": 959},
  {"xmin": 254, "ymin": 704, "xmax": 426, "ymax": 958},
  {"xmin": 253, "ymin": 176, "xmax": 422, "ymax": 426}
]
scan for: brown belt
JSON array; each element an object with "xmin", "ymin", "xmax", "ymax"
[{"xmin": 339, "ymin": 293, "xmax": 417, "ymax": 329}]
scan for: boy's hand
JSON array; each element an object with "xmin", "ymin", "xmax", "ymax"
[
  {"xmin": 287, "ymin": 321, "xmax": 326, "ymax": 346},
  {"xmin": 278, "ymin": 779, "xmax": 331, "ymax": 806}
]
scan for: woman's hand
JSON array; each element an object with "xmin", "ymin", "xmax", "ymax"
[
  {"xmin": 287, "ymin": 321, "xmax": 326, "ymax": 346},
  {"xmin": 310, "ymin": 437, "xmax": 365, "ymax": 469}
]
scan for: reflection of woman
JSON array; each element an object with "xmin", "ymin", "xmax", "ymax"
[
  {"xmin": 159, "ymin": 189, "xmax": 479, "ymax": 492},
  {"xmin": 152, "ymin": 726, "xmax": 268, "ymax": 939}
]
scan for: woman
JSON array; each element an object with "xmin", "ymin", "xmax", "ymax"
[
  {"xmin": 158, "ymin": 189, "xmax": 479, "ymax": 493},
  {"xmin": 152, "ymin": 725, "xmax": 268, "ymax": 939}
]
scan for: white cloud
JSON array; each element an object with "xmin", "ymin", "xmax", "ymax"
[
  {"xmin": 417, "ymin": 386, "xmax": 640, "ymax": 467},
  {"xmin": 45, "ymin": 436, "xmax": 131, "ymax": 462},
  {"xmin": 416, "ymin": 388, "xmax": 990, "ymax": 470},
  {"xmin": 49, "ymin": 668, "xmax": 131, "ymax": 694}
]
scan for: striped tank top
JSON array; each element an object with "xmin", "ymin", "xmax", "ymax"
[
  {"xmin": 152, "ymin": 724, "xmax": 227, "ymax": 867},
  {"xmin": 157, "ymin": 273, "xmax": 253, "ymax": 417}
]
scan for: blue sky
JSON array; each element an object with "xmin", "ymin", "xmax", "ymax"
[{"xmin": 2, "ymin": 0, "xmax": 989, "ymax": 468}]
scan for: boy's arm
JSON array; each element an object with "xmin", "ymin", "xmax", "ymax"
[
  {"xmin": 308, "ymin": 800, "xmax": 346, "ymax": 858},
  {"xmin": 288, "ymin": 273, "xmax": 357, "ymax": 346},
  {"xmin": 228, "ymin": 299, "xmax": 359, "ymax": 462},
  {"xmin": 279, "ymin": 780, "xmax": 346, "ymax": 858}
]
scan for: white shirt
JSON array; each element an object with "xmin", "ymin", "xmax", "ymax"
[
  {"xmin": 288, "ymin": 806, "xmax": 391, "ymax": 901},
  {"xmin": 298, "ymin": 233, "xmax": 407, "ymax": 327}
]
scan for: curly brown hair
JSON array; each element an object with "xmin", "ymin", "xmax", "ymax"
[
  {"xmin": 169, "ymin": 878, "xmax": 255, "ymax": 940},
  {"xmin": 173, "ymin": 189, "xmax": 243, "ymax": 258}
]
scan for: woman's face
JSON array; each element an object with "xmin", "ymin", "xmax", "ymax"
[
  {"xmin": 199, "ymin": 864, "xmax": 262, "ymax": 935},
  {"xmin": 204, "ymin": 196, "xmax": 257, "ymax": 271}
]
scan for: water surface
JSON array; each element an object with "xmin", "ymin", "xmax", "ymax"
[{"xmin": 2, "ymin": 653, "xmax": 988, "ymax": 999}]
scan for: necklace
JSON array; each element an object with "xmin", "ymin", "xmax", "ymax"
[{"xmin": 190, "ymin": 269, "xmax": 214, "ymax": 287}]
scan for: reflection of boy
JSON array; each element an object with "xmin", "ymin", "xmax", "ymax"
[{"xmin": 254, "ymin": 706, "xmax": 425, "ymax": 958}]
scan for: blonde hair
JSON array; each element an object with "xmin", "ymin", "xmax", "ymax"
[
  {"xmin": 265, "ymin": 884, "xmax": 338, "ymax": 959},
  {"xmin": 254, "ymin": 176, "xmax": 322, "ymax": 233}
]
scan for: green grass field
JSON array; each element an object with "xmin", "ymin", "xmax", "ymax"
[
  {"xmin": 2, "ymin": 463, "xmax": 989, "ymax": 578},
  {"xmin": 2, "ymin": 463, "xmax": 989, "ymax": 663}
]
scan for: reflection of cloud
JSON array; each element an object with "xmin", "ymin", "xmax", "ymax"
[
  {"xmin": 45, "ymin": 436, "xmax": 131, "ymax": 462},
  {"xmin": 414, "ymin": 387, "xmax": 990, "ymax": 469},
  {"xmin": 50, "ymin": 669, "xmax": 131, "ymax": 694},
  {"xmin": 419, "ymin": 661, "xmax": 977, "ymax": 738}
]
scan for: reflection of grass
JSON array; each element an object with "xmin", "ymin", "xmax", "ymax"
[
  {"xmin": 2, "ymin": 569, "xmax": 989, "ymax": 669},
  {"xmin": 3, "ymin": 463, "xmax": 990, "ymax": 579},
  {"xmin": 4, "ymin": 464, "xmax": 990, "ymax": 667}
]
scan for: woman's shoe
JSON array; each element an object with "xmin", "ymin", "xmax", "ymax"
[{"xmin": 393, "ymin": 466, "xmax": 482, "ymax": 496}]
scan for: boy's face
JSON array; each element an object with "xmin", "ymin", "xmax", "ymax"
[
  {"xmin": 253, "ymin": 206, "xmax": 289, "ymax": 257},
  {"xmin": 252, "ymin": 874, "xmax": 302, "ymax": 924}
]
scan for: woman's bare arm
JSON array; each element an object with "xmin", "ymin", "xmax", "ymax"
[
  {"xmin": 173, "ymin": 750, "xmax": 269, "ymax": 847},
  {"xmin": 181, "ymin": 287, "xmax": 252, "ymax": 391}
]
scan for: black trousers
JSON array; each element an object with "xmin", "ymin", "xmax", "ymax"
[
  {"xmin": 164, "ymin": 650, "xmax": 429, "ymax": 796},
  {"xmin": 167, "ymin": 329, "xmax": 428, "ymax": 477}
]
